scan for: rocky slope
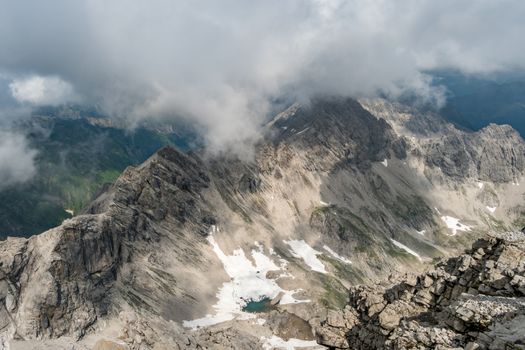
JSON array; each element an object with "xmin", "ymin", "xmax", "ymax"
[
  {"xmin": 0, "ymin": 147, "xmax": 217, "ymax": 347},
  {"xmin": 361, "ymin": 98, "xmax": 525, "ymax": 230},
  {"xmin": 0, "ymin": 97, "xmax": 524, "ymax": 349},
  {"xmin": 316, "ymin": 231, "xmax": 525, "ymax": 349},
  {"xmin": 360, "ymin": 98, "xmax": 525, "ymax": 184}
]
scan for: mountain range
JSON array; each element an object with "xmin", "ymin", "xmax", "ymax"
[{"xmin": 0, "ymin": 97, "xmax": 524, "ymax": 349}]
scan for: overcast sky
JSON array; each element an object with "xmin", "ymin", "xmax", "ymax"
[{"xmin": 0, "ymin": 0, "xmax": 524, "ymax": 184}]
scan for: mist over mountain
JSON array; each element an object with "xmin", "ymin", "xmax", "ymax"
[{"xmin": 2, "ymin": 1, "xmax": 525, "ymax": 156}]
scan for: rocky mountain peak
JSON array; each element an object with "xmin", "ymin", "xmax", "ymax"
[
  {"xmin": 267, "ymin": 97, "xmax": 407, "ymax": 169},
  {"xmin": 0, "ymin": 145, "xmax": 219, "ymax": 345}
]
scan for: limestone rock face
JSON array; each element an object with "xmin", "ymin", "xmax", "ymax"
[
  {"xmin": 361, "ymin": 99, "xmax": 525, "ymax": 184},
  {"xmin": 0, "ymin": 147, "xmax": 214, "ymax": 342},
  {"xmin": 269, "ymin": 97, "xmax": 403, "ymax": 170},
  {"xmin": 315, "ymin": 232, "xmax": 525, "ymax": 349},
  {"xmin": 423, "ymin": 124, "xmax": 525, "ymax": 183}
]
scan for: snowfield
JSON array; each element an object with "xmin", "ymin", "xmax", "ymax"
[
  {"xmin": 261, "ymin": 335, "xmax": 321, "ymax": 350},
  {"xmin": 284, "ymin": 240, "xmax": 327, "ymax": 274},
  {"xmin": 183, "ymin": 228, "xmax": 307, "ymax": 329}
]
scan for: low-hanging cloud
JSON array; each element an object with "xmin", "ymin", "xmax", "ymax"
[
  {"xmin": 9, "ymin": 75, "xmax": 75, "ymax": 106},
  {"xmin": 0, "ymin": 131, "xmax": 37, "ymax": 189},
  {"xmin": 0, "ymin": 0, "xmax": 524, "ymax": 153}
]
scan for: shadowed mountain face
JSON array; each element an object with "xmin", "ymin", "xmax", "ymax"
[
  {"xmin": 1, "ymin": 97, "xmax": 525, "ymax": 349},
  {"xmin": 269, "ymin": 97, "xmax": 405, "ymax": 168}
]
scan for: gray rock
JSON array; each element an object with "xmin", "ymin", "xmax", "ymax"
[{"xmin": 316, "ymin": 234, "xmax": 525, "ymax": 349}]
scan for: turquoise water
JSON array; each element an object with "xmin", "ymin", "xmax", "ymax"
[{"xmin": 242, "ymin": 297, "xmax": 274, "ymax": 313}]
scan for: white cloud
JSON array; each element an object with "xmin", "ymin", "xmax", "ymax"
[
  {"xmin": 0, "ymin": 131, "xmax": 37, "ymax": 188},
  {"xmin": 9, "ymin": 75, "xmax": 75, "ymax": 105},
  {"xmin": 0, "ymin": 0, "xmax": 524, "ymax": 152}
]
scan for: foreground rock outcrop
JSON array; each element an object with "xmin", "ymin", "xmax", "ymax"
[{"xmin": 316, "ymin": 232, "xmax": 525, "ymax": 349}]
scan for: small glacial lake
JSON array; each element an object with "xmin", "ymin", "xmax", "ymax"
[{"xmin": 242, "ymin": 297, "xmax": 274, "ymax": 313}]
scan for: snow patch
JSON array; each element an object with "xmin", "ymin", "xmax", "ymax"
[
  {"xmin": 268, "ymin": 104, "xmax": 300, "ymax": 126},
  {"xmin": 267, "ymin": 248, "xmax": 295, "ymax": 279},
  {"xmin": 183, "ymin": 233, "xmax": 307, "ymax": 329},
  {"xmin": 280, "ymin": 292, "xmax": 309, "ymax": 304},
  {"xmin": 390, "ymin": 239, "xmax": 422, "ymax": 261},
  {"xmin": 261, "ymin": 335, "xmax": 321, "ymax": 350},
  {"xmin": 65, "ymin": 209, "xmax": 74, "ymax": 216},
  {"xmin": 295, "ymin": 127, "xmax": 310, "ymax": 135},
  {"xmin": 441, "ymin": 216, "xmax": 471, "ymax": 235},
  {"xmin": 416, "ymin": 230, "xmax": 426, "ymax": 235},
  {"xmin": 476, "ymin": 181, "xmax": 484, "ymax": 189},
  {"xmin": 323, "ymin": 245, "xmax": 352, "ymax": 264},
  {"xmin": 381, "ymin": 158, "xmax": 388, "ymax": 167},
  {"xmin": 486, "ymin": 206, "xmax": 497, "ymax": 213},
  {"xmin": 319, "ymin": 200, "xmax": 330, "ymax": 206},
  {"xmin": 285, "ymin": 240, "xmax": 327, "ymax": 274}
]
